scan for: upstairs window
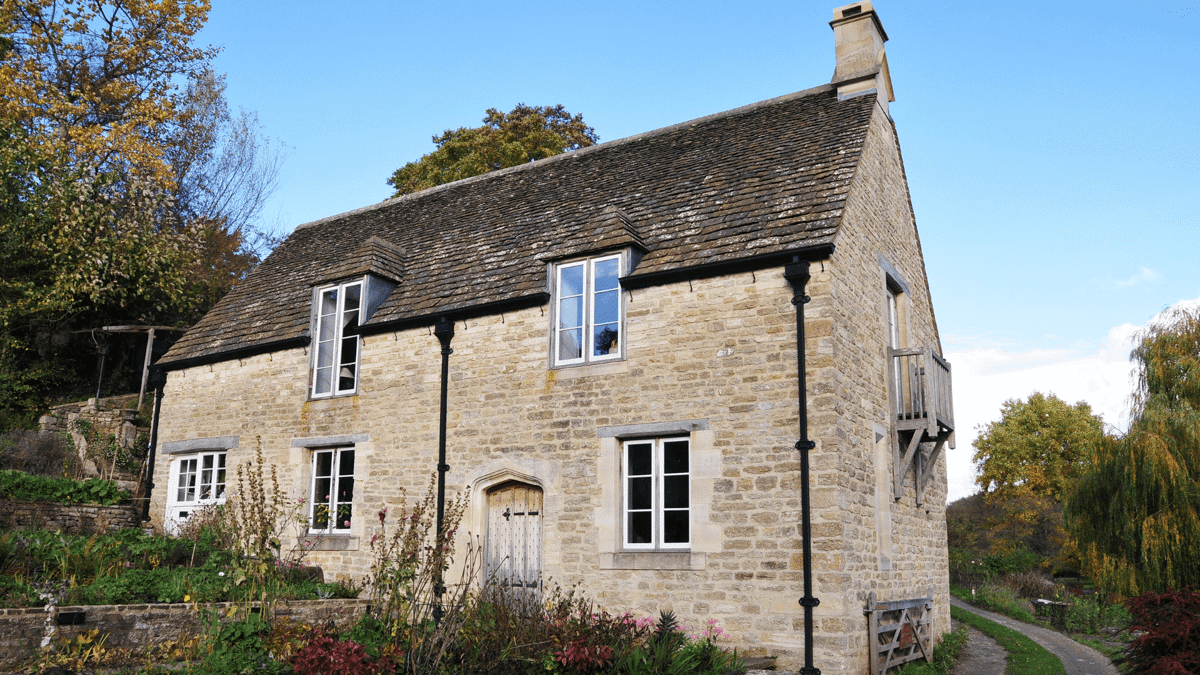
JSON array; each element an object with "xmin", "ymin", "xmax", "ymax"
[
  {"xmin": 312, "ymin": 281, "xmax": 362, "ymax": 397},
  {"xmin": 623, "ymin": 437, "xmax": 690, "ymax": 550},
  {"xmin": 553, "ymin": 254, "xmax": 623, "ymax": 366}
]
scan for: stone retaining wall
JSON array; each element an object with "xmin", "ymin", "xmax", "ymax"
[
  {"xmin": 0, "ymin": 501, "xmax": 142, "ymax": 534},
  {"xmin": 0, "ymin": 598, "xmax": 371, "ymax": 671}
]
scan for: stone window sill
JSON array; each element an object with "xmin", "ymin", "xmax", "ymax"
[
  {"xmin": 303, "ymin": 536, "xmax": 358, "ymax": 552},
  {"xmin": 598, "ymin": 552, "xmax": 705, "ymax": 571}
]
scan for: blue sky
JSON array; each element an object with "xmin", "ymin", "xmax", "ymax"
[{"xmin": 197, "ymin": 1, "xmax": 1199, "ymax": 502}]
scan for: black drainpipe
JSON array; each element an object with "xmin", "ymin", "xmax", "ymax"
[
  {"xmin": 141, "ymin": 367, "xmax": 167, "ymax": 522},
  {"xmin": 784, "ymin": 260, "xmax": 820, "ymax": 675},
  {"xmin": 433, "ymin": 316, "xmax": 455, "ymax": 625}
]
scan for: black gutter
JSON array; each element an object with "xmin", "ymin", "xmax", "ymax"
[
  {"xmin": 620, "ymin": 243, "xmax": 835, "ymax": 290},
  {"xmin": 432, "ymin": 316, "xmax": 455, "ymax": 626},
  {"xmin": 155, "ymin": 336, "xmax": 311, "ymax": 372},
  {"xmin": 784, "ymin": 260, "xmax": 821, "ymax": 675},
  {"xmin": 141, "ymin": 367, "xmax": 167, "ymax": 522}
]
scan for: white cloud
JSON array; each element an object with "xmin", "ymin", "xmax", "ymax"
[
  {"xmin": 1115, "ymin": 267, "xmax": 1160, "ymax": 288},
  {"xmin": 942, "ymin": 295, "xmax": 1200, "ymax": 503}
]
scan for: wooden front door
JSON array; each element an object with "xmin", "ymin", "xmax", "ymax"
[{"xmin": 485, "ymin": 482, "xmax": 542, "ymax": 595}]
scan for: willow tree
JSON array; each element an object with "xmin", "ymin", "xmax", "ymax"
[{"xmin": 1067, "ymin": 307, "xmax": 1200, "ymax": 597}]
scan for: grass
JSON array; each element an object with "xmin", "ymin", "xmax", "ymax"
[
  {"xmin": 897, "ymin": 623, "xmax": 969, "ymax": 675},
  {"xmin": 951, "ymin": 605, "xmax": 1066, "ymax": 675}
]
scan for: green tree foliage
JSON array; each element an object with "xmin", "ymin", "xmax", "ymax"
[
  {"xmin": 387, "ymin": 103, "xmax": 599, "ymax": 196},
  {"xmin": 1067, "ymin": 307, "xmax": 1200, "ymax": 597},
  {"xmin": 972, "ymin": 392, "xmax": 1106, "ymax": 569}
]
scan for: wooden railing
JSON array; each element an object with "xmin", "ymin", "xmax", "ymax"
[
  {"xmin": 890, "ymin": 346, "xmax": 954, "ymax": 438},
  {"xmin": 890, "ymin": 346, "xmax": 954, "ymax": 505}
]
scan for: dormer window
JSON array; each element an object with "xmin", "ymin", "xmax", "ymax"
[
  {"xmin": 312, "ymin": 280, "xmax": 363, "ymax": 397},
  {"xmin": 552, "ymin": 253, "xmax": 624, "ymax": 367}
]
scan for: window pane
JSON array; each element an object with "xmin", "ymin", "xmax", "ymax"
[
  {"xmin": 663, "ymin": 441, "xmax": 689, "ymax": 474},
  {"xmin": 339, "ymin": 450, "xmax": 355, "ymax": 476},
  {"xmin": 558, "ymin": 328, "xmax": 582, "ymax": 361},
  {"xmin": 627, "ymin": 443, "xmax": 652, "ymax": 476},
  {"xmin": 314, "ymin": 367, "xmax": 332, "ymax": 394},
  {"xmin": 199, "ymin": 466, "xmax": 212, "ymax": 500},
  {"xmin": 594, "ymin": 289, "xmax": 619, "ymax": 325},
  {"xmin": 594, "ymin": 258, "xmax": 619, "ymax": 291},
  {"xmin": 343, "ymin": 283, "xmax": 361, "ymax": 311},
  {"xmin": 321, "ymin": 289, "xmax": 338, "ymax": 317},
  {"xmin": 629, "ymin": 476, "xmax": 652, "ymax": 510},
  {"xmin": 628, "ymin": 511, "xmax": 652, "ymax": 544},
  {"xmin": 663, "ymin": 511, "xmax": 689, "ymax": 543},
  {"xmin": 664, "ymin": 475, "xmax": 689, "ymax": 508},
  {"xmin": 594, "ymin": 324, "xmax": 619, "ymax": 356},
  {"xmin": 559, "ymin": 265, "xmax": 584, "ymax": 298},
  {"xmin": 315, "ymin": 451, "xmax": 333, "ymax": 478},
  {"xmin": 558, "ymin": 296, "xmax": 582, "ymax": 330},
  {"xmin": 339, "ymin": 476, "xmax": 355, "ymax": 503}
]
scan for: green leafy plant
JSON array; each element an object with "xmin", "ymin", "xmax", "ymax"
[{"xmin": 0, "ymin": 469, "xmax": 129, "ymax": 504}]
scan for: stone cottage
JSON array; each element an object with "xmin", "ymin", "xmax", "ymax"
[{"xmin": 148, "ymin": 3, "xmax": 955, "ymax": 671}]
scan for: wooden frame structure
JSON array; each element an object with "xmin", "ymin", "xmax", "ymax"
[{"xmin": 865, "ymin": 589, "xmax": 934, "ymax": 675}]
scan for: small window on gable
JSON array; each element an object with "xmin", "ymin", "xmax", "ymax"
[
  {"xmin": 553, "ymin": 254, "xmax": 624, "ymax": 367},
  {"xmin": 623, "ymin": 437, "xmax": 690, "ymax": 550}
]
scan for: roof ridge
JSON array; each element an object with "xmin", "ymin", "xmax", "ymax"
[{"xmin": 295, "ymin": 83, "xmax": 837, "ymax": 231}]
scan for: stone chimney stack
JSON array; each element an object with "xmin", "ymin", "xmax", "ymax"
[{"xmin": 830, "ymin": 2, "xmax": 894, "ymax": 111}]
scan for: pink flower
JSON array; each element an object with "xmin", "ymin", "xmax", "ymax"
[{"xmin": 343, "ymin": 520, "xmax": 350, "ymax": 527}]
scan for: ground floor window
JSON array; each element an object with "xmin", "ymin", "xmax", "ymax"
[
  {"xmin": 166, "ymin": 451, "xmax": 227, "ymax": 534},
  {"xmin": 623, "ymin": 437, "xmax": 690, "ymax": 549},
  {"xmin": 309, "ymin": 448, "xmax": 355, "ymax": 533}
]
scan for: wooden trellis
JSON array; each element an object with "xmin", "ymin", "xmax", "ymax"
[{"xmin": 865, "ymin": 589, "xmax": 933, "ymax": 675}]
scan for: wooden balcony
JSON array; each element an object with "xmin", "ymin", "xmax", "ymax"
[{"xmin": 889, "ymin": 346, "xmax": 954, "ymax": 505}]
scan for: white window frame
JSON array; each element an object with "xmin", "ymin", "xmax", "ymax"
[
  {"xmin": 622, "ymin": 437, "xmax": 690, "ymax": 550},
  {"xmin": 308, "ymin": 447, "xmax": 355, "ymax": 534},
  {"xmin": 165, "ymin": 451, "xmax": 227, "ymax": 535},
  {"xmin": 552, "ymin": 253, "xmax": 624, "ymax": 367},
  {"xmin": 311, "ymin": 279, "xmax": 364, "ymax": 398}
]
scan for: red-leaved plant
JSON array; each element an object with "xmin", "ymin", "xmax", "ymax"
[
  {"xmin": 554, "ymin": 636, "xmax": 615, "ymax": 673},
  {"xmin": 290, "ymin": 627, "xmax": 394, "ymax": 675},
  {"xmin": 1123, "ymin": 588, "xmax": 1200, "ymax": 675}
]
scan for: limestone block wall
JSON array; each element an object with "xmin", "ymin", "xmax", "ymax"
[
  {"xmin": 0, "ymin": 598, "xmax": 370, "ymax": 671},
  {"xmin": 804, "ymin": 100, "xmax": 951, "ymax": 673},
  {"xmin": 0, "ymin": 501, "xmax": 142, "ymax": 534}
]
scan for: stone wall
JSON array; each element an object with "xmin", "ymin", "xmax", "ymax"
[
  {"xmin": 0, "ymin": 501, "xmax": 142, "ymax": 534},
  {"xmin": 38, "ymin": 394, "xmax": 144, "ymax": 487},
  {"xmin": 0, "ymin": 598, "xmax": 370, "ymax": 671}
]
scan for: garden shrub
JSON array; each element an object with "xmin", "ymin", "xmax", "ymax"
[
  {"xmin": 290, "ymin": 625, "xmax": 393, "ymax": 675},
  {"xmin": 0, "ymin": 430, "xmax": 81, "ymax": 477},
  {"xmin": 1122, "ymin": 588, "xmax": 1200, "ymax": 675},
  {"xmin": 0, "ymin": 468, "xmax": 128, "ymax": 504}
]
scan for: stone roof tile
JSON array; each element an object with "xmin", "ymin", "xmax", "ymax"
[{"xmin": 162, "ymin": 86, "xmax": 875, "ymax": 365}]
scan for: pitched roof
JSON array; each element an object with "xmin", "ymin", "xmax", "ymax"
[{"xmin": 160, "ymin": 85, "xmax": 877, "ymax": 367}]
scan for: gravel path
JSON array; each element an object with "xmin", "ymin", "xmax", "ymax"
[{"xmin": 951, "ymin": 597, "xmax": 1118, "ymax": 675}]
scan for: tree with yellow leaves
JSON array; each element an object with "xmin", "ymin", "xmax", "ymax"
[
  {"xmin": 972, "ymin": 392, "xmax": 1106, "ymax": 571},
  {"xmin": 0, "ymin": 0, "xmax": 216, "ymax": 185},
  {"xmin": 1067, "ymin": 307, "xmax": 1200, "ymax": 597}
]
